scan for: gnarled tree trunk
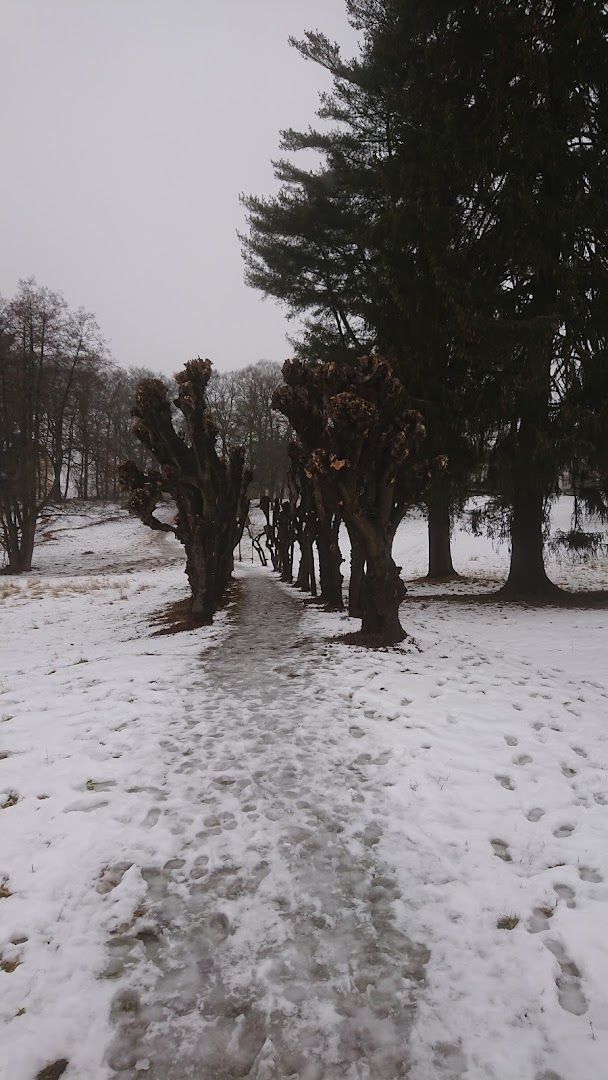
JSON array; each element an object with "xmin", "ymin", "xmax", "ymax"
[{"xmin": 360, "ymin": 548, "xmax": 407, "ymax": 644}]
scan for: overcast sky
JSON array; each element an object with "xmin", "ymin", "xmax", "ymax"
[{"xmin": 0, "ymin": 1, "xmax": 358, "ymax": 374}]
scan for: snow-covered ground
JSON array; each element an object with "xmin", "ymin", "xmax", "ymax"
[{"xmin": 0, "ymin": 501, "xmax": 607, "ymax": 1079}]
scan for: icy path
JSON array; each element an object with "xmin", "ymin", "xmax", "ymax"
[{"xmin": 105, "ymin": 569, "xmax": 428, "ymax": 1079}]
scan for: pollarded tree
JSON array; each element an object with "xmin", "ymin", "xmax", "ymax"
[
  {"xmin": 119, "ymin": 359, "xmax": 251, "ymax": 624},
  {"xmin": 273, "ymin": 355, "xmax": 441, "ymax": 644}
]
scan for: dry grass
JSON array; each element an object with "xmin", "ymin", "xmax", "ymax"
[
  {"xmin": 0, "ymin": 577, "xmax": 129, "ymax": 602},
  {"xmin": 497, "ymin": 914, "xmax": 520, "ymax": 930}
]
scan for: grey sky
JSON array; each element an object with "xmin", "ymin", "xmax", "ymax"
[{"xmin": 0, "ymin": 1, "xmax": 357, "ymax": 374}]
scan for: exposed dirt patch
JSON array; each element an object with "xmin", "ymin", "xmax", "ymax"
[
  {"xmin": 340, "ymin": 630, "xmax": 408, "ymax": 650},
  {"xmin": 36, "ymin": 1060, "xmax": 69, "ymax": 1080},
  {"xmin": 151, "ymin": 578, "xmax": 243, "ymax": 636}
]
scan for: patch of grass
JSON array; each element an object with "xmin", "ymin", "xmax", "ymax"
[
  {"xmin": 0, "ymin": 878, "xmax": 12, "ymax": 899},
  {"xmin": 497, "ymin": 914, "xmax": 519, "ymax": 930},
  {"xmin": 1, "ymin": 792, "xmax": 19, "ymax": 809}
]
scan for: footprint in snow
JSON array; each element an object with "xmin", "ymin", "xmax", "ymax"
[
  {"xmin": 553, "ymin": 823, "xmax": 575, "ymax": 838},
  {"xmin": 143, "ymin": 807, "xmax": 161, "ymax": 828},
  {"xmin": 526, "ymin": 906, "xmax": 554, "ymax": 934},
  {"xmin": 579, "ymin": 866, "xmax": 603, "ymax": 883},
  {"xmin": 571, "ymin": 746, "xmax": 588, "ymax": 758},
  {"xmin": 553, "ymin": 884, "xmax": 576, "ymax": 908},
  {"xmin": 545, "ymin": 939, "xmax": 588, "ymax": 1015},
  {"xmin": 65, "ymin": 797, "xmax": 108, "ymax": 813},
  {"xmin": 527, "ymin": 807, "xmax": 545, "ymax": 822},
  {"xmin": 432, "ymin": 1041, "xmax": 467, "ymax": 1078},
  {"xmin": 504, "ymin": 735, "xmax": 518, "ymax": 747},
  {"xmin": 514, "ymin": 754, "xmax": 533, "ymax": 766},
  {"xmin": 561, "ymin": 764, "xmax": 577, "ymax": 778},
  {"xmin": 491, "ymin": 839, "xmax": 512, "ymax": 862},
  {"xmin": 495, "ymin": 775, "xmax": 516, "ymax": 791},
  {"xmin": 97, "ymin": 863, "xmax": 132, "ymax": 895}
]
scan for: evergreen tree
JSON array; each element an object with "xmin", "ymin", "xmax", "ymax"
[
  {"xmin": 245, "ymin": 1, "xmax": 608, "ymax": 597},
  {"xmin": 242, "ymin": 3, "xmax": 486, "ymax": 582}
]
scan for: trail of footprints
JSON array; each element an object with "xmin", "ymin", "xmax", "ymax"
[
  {"xmin": 490, "ymin": 673, "xmax": 607, "ymax": 1022},
  {"xmin": 97, "ymin": 575, "xmax": 432, "ymax": 1078}
]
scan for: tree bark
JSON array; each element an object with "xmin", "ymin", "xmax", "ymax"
[
  {"xmin": 316, "ymin": 516, "xmax": 343, "ymax": 610},
  {"xmin": 295, "ymin": 517, "xmax": 317, "ymax": 594},
  {"xmin": 359, "ymin": 549, "xmax": 407, "ymax": 643},
  {"xmin": 277, "ymin": 502, "xmax": 294, "ymax": 583},
  {"xmin": 347, "ymin": 527, "xmax": 366, "ymax": 617},
  {"xmin": 2, "ymin": 513, "xmax": 36, "ymax": 573},
  {"xmin": 426, "ymin": 481, "xmax": 458, "ymax": 579},
  {"xmin": 500, "ymin": 489, "xmax": 559, "ymax": 598}
]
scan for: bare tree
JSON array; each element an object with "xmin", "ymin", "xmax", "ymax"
[
  {"xmin": 208, "ymin": 361, "xmax": 290, "ymax": 499},
  {"xmin": 0, "ymin": 317, "xmax": 52, "ymax": 571}
]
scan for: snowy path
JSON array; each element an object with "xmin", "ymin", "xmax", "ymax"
[
  {"xmin": 2, "ymin": 503, "xmax": 608, "ymax": 1080},
  {"xmin": 105, "ymin": 570, "xmax": 428, "ymax": 1078}
]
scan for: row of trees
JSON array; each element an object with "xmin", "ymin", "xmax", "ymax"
[
  {"xmin": 120, "ymin": 354, "xmax": 434, "ymax": 642},
  {"xmin": 242, "ymin": 0, "xmax": 608, "ymax": 599}
]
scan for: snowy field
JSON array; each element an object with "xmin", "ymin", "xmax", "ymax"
[{"xmin": 1, "ymin": 501, "xmax": 607, "ymax": 1080}]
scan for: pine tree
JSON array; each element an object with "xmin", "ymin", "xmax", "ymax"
[{"xmin": 242, "ymin": 3, "xmax": 486, "ymax": 581}]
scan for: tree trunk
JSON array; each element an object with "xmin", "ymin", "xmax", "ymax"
[
  {"xmin": 348, "ymin": 528, "xmax": 366, "ymax": 617},
  {"xmin": 316, "ymin": 518, "xmax": 343, "ymax": 610},
  {"xmin": 278, "ymin": 504, "xmax": 294, "ymax": 583},
  {"xmin": 500, "ymin": 489, "xmax": 559, "ymax": 599},
  {"xmin": 186, "ymin": 528, "xmax": 220, "ymax": 625},
  {"xmin": 295, "ymin": 524, "xmax": 316, "ymax": 594},
  {"xmin": 359, "ymin": 550, "xmax": 407, "ymax": 644},
  {"xmin": 2, "ymin": 513, "xmax": 36, "ymax": 573},
  {"xmin": 19, "ymin": 516, "xmax": 37, "ymax": 571},
  {"xmin": 426, "ymin": 482, "xmax": 458, "ymax": 579}
]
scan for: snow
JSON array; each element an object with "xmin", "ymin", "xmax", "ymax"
[{"xmin": 1, "ymin": 500, "xmax": 607, "ymax": 1079}]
